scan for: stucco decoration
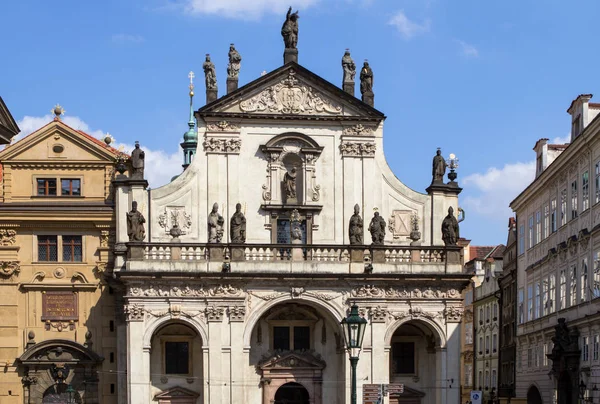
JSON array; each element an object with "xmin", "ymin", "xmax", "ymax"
[
  {"xmin": 388, "ymin": 210, "xmax": 413, "ymax": 240},
  {"xmin": 0, "ymin": 261, "xmax": 20, "ymax": 279},
  {"xmin": 158, "ymin": 207, "xmax": 192, "ymax": 236},
  {"xmin": 444, "ymin": 306, "xmax": 463, "ymax": 322},
  {"xmin": 0, "ymin": 229, "xmax": 17, "ymax": 245},
  {"xmin": 203, "ymin": 137, "xmax": 241, "ymax": 153},
  {"xmin": 124, "ymin": 304, "xmax": 145, "ymax": 322},
  {"xmin": 342, "ymin": 124, "xmax": 374, "ymax": 136},
  {"xmin": 205, "ymin": 306, "xmax": 225, "ymax": 322},
  {"xmin": 206, "ymin": 121, "xmax": 240, "ymax": 132},
  {"xmin": 128, "ymin": 283, "xmax": 243, "ymax": 298},
  {"xmin": 369, "ymin": 306, "xmax": 388, "ymax": 322},
  {"xmin": 239, "ymin": 70, "xmax": 342, "ymax": 115},
  {"xmin": 339, "ymin": 141, "xmax": 376, "ymax": 157},
  {"xmin": 352, "ymin": 285, "xmax": 461, "ymax": 300},
  {"xmin": 228, "ymin": 306, "xmax": 246, "ymax": 322}
]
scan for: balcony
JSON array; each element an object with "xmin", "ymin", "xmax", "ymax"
[{"xmin": 119, "ymin": 242, "xmax": 463, "ymax": 275}]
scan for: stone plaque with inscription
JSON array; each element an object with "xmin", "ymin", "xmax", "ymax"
[{"xmin": 42, "ymin": 291, "xmax": 78, "ymax": 321}]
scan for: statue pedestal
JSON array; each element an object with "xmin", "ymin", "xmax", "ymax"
[
  {"xmin": 286, "ymin": 197, "xmax": 298, "ymax": 204},
  {"xmin": 209, "ymin": 246, "xmax": 224, "ymax": 261},
  {"xmin": 284, "ymin": 48, "xmax": 298, "ymax": 64},
  {"xmin": 231, "ymin": 247, "xmax": 245, "ymax": 262},
  {"xmin": 206, "ymin": 89, "xmax": 218, "ymax": 104},
  {"xmin": 343, "ymin": 82, "xmax": 355, "ymax": 97},
  {"xmin": 362, "ymin": 91, "xmax": 374, "ymax": 107},
  {"xmin": 371, "ymin": 248, "xmax": 385, "ymax": 264},
  {"xmin": 227, "ymin": 78, "xmax": 238, "ymax": 94},
  {"xmin": 349, "ymin": 248, "xmax": 364, "ymax": 262}
]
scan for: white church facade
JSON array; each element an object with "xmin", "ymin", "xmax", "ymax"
[{"xmin": 112, "ymin": 26, "xmax": 470, "ymax": 404}]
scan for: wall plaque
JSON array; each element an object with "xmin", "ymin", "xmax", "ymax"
[{"xmin": 42, "ymin": 291, "xmax": 78, "ymax": 321}]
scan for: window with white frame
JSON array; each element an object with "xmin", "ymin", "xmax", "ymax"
[
  {"xmin": 549, "ymin": 274, "xmax": 556, "ymax": 313},
  {"xmin": 535, "ymin": 211, "xmax": 541, "ymax": 244},
  {"xmin": 485, "ymin": 370, "xmax": 490, "ymax": 389},
  {"xmin": 485, "ymin": 335, "xmax": 490, "ymax": 353},
  {"xmin": 534, "ymin": 344, "xmax": 540, "ymax": 367},
  {"xmin": 583, "ymin": 336, "xmax": 589, "ymax": 361},
  {"xmin": 493, "ymin": 303, "xmax": 498, "ymax": 320},
  {"xmin": 560, "ymin": 269, "xmax": 567, "ymax": 310},
  {"xmin": 518, "ymin": 288, "xmax": 524, "ymax": 323},
  {"xmin": 593, "ymin": 335, "xmax": 599, "ymax": 361},
  {"xmin": 492, "ymin": 369, "xmax": 497, "ymax": 388},
  {"xmin": 570, "ymin": 264, "xmax": 577, "ymax": 307},
  {"xmin": 542, "ymin": 278, "xmax": 549, "ymax": 316},
  {"xmin": 571, "ymin": 180, "xmax": 578, "ymax": 219},
  {"xmin": 581, "ymin": 257, "xmax": 588, "ymax": 303},
  {"xmin": 527, "ymin": 347, "xmax": 533, "ymax": 368},
  {"xmin": 492, "ymin": 334, "xmax": 497, "ymax": 352},
  {"xmin": 551, "ymin": 198, "xmax": 557, "ymax": 232},
  {"xmin": 528, "ymin": 215, "xmax": 534, "ymax": 248},
  {"xmin": 518, "ymin": 224, "xmax": 525, "ymax": 255},
  {"xmin": 486, "ymin": 306, "xmax": 491, "ymax": 323},
  {"xmin": 596, "ymin": 161, "xmax": 600, "ymax": 203},
  {"xmin": 543, "ymin": 204, "xmax": 549, "ymax": 239},
  {"xmin": 560, "ymin": 189, "xmax": 567, "ymax": 226},
  {"xmin": 479, "ymin": 336, "xmax": 483, "ymax": 354},
  {"xmin": 527, "ymin": 284, "xmax": 533, "ymax": 321},
  {"xmin": 583, "ymin": 171, "xmax": 589, "ymax": 210},
  {"xmin": 535, "ymin": 282, "xmax": 540, "ymax": 319},
  {"xmin": 543, "ymin": 342, "xmax": 548, "ymax": 366},
  {"xmin": 478, "ymin": 371, "xmax": 483, "ymax": 389},
  {"xmin": 594, "ymin": 250, "xmax": 600, "ymax": 298}
]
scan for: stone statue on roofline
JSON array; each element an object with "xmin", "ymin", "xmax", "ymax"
[
  {"xmin": 432, "ymin": 148, "xmax": 447, "ymax": 183},
  {"xmin": 130, "ymin": 141, "xmax": 145, "ymax": 180},
  {"xmin": 127, "ymin": 201, "xmax": 146, "ymax": 241},
  {"xmin": 349, "ymin": 204, "xmax": 363, "ymax": 245},
  {"xmin": 203, "ymin": 54, "xmax": 217, "ymax": 91},
  {"xmin": 342, "ymin": 49, "xmax": 356, "ymax": 84},
  {"xmin": 208, "ymin": 203, "xmax": 225, "ymax": 243},
  {"xmin": 227, "ymin": 44, "xmax": 242, "ymax": 80},
  {"xmin": 230, "ymin": 203, "xmax": 246, "ymax": 243},
  {"xmin": 368, "ymin": 211, "xmax": 386, "ymax": 245},
  {"xmin": 441, "ymin": 207, "xmax": 459, "ymax": 246},
  {"xmin": 281, "ymin": 6, "xmax": 299, "ymax": 49}
]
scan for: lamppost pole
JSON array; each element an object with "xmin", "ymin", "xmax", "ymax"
[{"xmin": 350, "ymin": 356, "xmax": 359, "ymax": 404}]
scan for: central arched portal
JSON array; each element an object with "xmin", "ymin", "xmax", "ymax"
[
  {"xmin": 274, "ymin": 382, "xmax": 310, "ymax": 404},
  {"xmin": 42, "ymin": 384, "xmax": 82, "ymax": 404}
]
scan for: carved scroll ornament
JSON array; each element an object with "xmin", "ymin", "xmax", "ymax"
[{"xmin": 203, "ymin": 137, "xmax": 241, "ymax": 153}]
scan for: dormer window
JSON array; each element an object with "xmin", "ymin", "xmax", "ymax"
[{"xmin": 572, "ymin": 114, "xmax": 581, "ymax": 138}]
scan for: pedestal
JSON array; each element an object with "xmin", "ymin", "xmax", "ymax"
[
  {"xmin": 371, "ymin": 248, "xmax": 385, "ymax": 263},
  {"xmin": 227, "ymin": 78, "xmax": 238, "ymax": 94},
  {"xmin": 350, "ymin": 248, "xmax": 364, "ymax": 262},
  {"xmin": 209, "ymin": 246, "xmax": 224, "ymax": 261},
  {"xmin": 231, "ymin": 247, "xmax": 245, "ymax": 262},
  {"xmin": 284, "ymin": 48, "xmax": 298, "ymax": 64},
  {"xmin": 206, "ymin": 89, "xmax": 218, "ymax": 104},
  {"xmin": 361, "ymin": 91, "xmax": 374, "ymax": 107},
  {"xmin": 343, "ymin": 82, "xmax": 355, "ymax": 97}
]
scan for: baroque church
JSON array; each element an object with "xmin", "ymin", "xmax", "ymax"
[{"xmin": 111, "ymin": 10, "xmax": 469, "ymax": 404}]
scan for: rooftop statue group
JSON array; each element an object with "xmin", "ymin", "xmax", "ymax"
[
  {"xmin": 347, "ymin": 205, "xmax": 386, "ymax": 246},
  {"xmin": 207, "ymin": 203, "xmax": 246, "ymax": 244}
]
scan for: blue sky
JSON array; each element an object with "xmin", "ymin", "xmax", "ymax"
[{"xmin": 3, "ymin": 0, "xmax": 599, "ymax": 246}]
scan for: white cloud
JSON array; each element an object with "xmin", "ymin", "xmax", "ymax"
[
  {"xmin": 388, "ymin": 10, "xmax": 430, "ymax": 39},
  {"xmin": 455, "ymin": 39, "xmax": 478, "ymax": 58},
  {"xmin": 183, "ymin": 0, "xmax": 319, "ymax": 19},
  {"xmin": 551, "ymin": 134, "xmax": 570, "ymax": 144},
  {"xmin": 111, "ymin": 34, "xmax": 145, "ymax": 44},
  {"xmin": 12, "ymin": 115, "xmax": 182, "ymax": 188},
  {"xmin": 461, "ymin": 161, "xmax": 535, "ymax": 218}
]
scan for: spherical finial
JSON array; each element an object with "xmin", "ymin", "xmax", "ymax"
[
  {"xmin": 102, "ymin": 133, "xmax": 114, "ymax": 145},
  {"xmin": 51, "ymin": 104, "xmax": 65, "ymax": 120},
  {"xmin": 28, "ymin": 330, "xmax": 35, "ymax": 340}
]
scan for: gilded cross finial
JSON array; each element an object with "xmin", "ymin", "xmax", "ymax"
[
  {"xmin": 51, "ymin": 104, "xmax": 65, "ymax": 120},
  {"xmin": 188, "ymin": 71, "xmax": 195, "ymax": 96}
]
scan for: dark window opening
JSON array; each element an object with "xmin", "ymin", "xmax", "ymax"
[
  {"xmin": 110, "ymin": 352, "xmax": 114, "ymax": 363},
  {"xmin": 165, "ymin": 341, "xmax": 189, "ymax": 374},
  {"xmin": 38, "ymin": 235, "xmax": 58, "ymax": 261},
  {"xmin": 62, "ymin": 236, "xmax": 82, "ymax": 262},
  {"xmin": 273, "ymin": 327, "xmax": 290, "ymax": 350},
  {"xmin": 61, "ymin": 179, "xmax": 81, "ymax": 196},
  {"xmin": 392, "ymin": 342, "xmax": 415, "ymax": 374},
  {"xmin": 109, "ymin": 320, "xmax": 114, "ymax": 332},
  {"xmin": 293, "ymin": 326, "xmax": 310, "ymax": 350},
  {"xmin": 37, "ymin": 178, "xmax": 57, "ymax": 196}
]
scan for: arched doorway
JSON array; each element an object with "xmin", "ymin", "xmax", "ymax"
[
  {"xmin": 526, "ymin": 385, "xmax": 543, "ymax": 404},
  {"xmin": 274, "ymin": 382, "xmax": 310, "ymax": 404},
  {"xmin": 42, "ymin": 384, "xmax": 82, "ymax": 403}
]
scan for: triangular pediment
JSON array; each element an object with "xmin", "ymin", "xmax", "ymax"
[
  {"xmin": 0, "ymin": 119, "xmax": 120, "ymax": 163},
  {"xmin": 260, "ymin": 351, "xmax": 326, "ymax": 370},
  {"xmin": 0, "ymin": 97, "xmax": 20, "ymax": 145},
  {"xmin": 154, "ymin": 386, "xmax": 200, "ymax": 399},
  {"xmin": 197, "ymin": 62, "xmax": 385, "ymax": 120}
]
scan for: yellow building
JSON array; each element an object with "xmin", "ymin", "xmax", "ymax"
[{"xmin": 0, "ymin": 109, "xmax": 123, "ymax": 403}]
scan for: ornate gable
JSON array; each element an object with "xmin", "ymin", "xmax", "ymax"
[
  {"xmin": 197, "ymin": 62, "xmax": 385, "ymax": 121},
  {"xmin": 259, "ymin": 350, "xmax": 326, "ymax": 370},
  {"xmin": 154, "ymin": 386, "xmax": 200, "ymax": 399}
]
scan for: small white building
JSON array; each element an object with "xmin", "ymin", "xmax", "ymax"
[
  {"xmin": 510, "ymin": 94, "xmax": 600, "ymax": 404},
  {"xmin": 111, "ymin": 36, "xmax": 469, "ymax": 404}
]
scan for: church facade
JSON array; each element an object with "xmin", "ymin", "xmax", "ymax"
[{"xmin": 113, "ymin": 17, "xmax": 469, "ymax": 404}]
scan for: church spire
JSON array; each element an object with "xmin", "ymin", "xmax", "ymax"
[{"xmin": 181, "ymin": 71, "xmax": 197, "ymax": 170}]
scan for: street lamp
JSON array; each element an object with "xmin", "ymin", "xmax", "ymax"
[{"xmin": 341, "ymin": 303, "xmax": 368, "ymax": 404}]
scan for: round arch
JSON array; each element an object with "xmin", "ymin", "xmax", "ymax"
[
  {"xmin": 243, "ymin": 295, "xmax": 345, "ymax": 347},
  {"xmin": 264, "ymin": 132, "xmax": 323, "ymax": 149},
  {"xmin": 384, "ymin": 317, "xmax": 447, "ymax": 348},
  {"xmin": 527, "ymin": 384, "xmax": 543, "ymax": 404},
  {"xmin": 143, "ymin": 315, "xmax": 208, "ymax": 349},
  {"xmin": 274, "ymin": 381, "xmax": 310, "ymax": 404}
]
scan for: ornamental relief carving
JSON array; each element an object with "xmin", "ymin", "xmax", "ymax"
[
  {"xmin": 352, "ymin": 285, "xmax": 459, "ymax": 299},
  {"xmin": 444, "ymin": 306, "xmax": 463, "ymax": 322},
  {"xmin": 205, "ymin": 306, "xmax": 225, "ymax": 322},
  {"xmin": 388, "ymin": 210, "xmax": 413, "ymax": 239},
  {"xmin": 158, "ymin": 207, "xmax": 192, "ymax": 236},
  {"xmin": 0, "ymin": 229, "xmax": 17, "ymax": 245},
  {"xmin": 342, "ymin": 124, "xmax": 375, "ymax": 136},
  {"xmin": 0, "ymin": 261, "xmax": 20, "ymax": 279},
  {"xmin": 387, "ymin": 306, "xmax": 443, "ymax": 322},
  {"xmin": 228, "ymin": 306, "xmax": 246, "ymax": 322},
  {"xmin": 128, "ymin": 284, "xmax": 244, "ymax": 298},
  {"xmin": 203, "ymin": 137, "xmax": 241, "ymax": 153},
  {"xmin": 206, "ymin": 121, "xmax": 240, "ymax": 132},
  {"xmin": 339, "ymin": 141, "xmax": 376, "ymax": 157},
  {"xmin": 124, "ymin": 304, "xmax": 145, "ymax": 322},
  {"xmin": 239, "ymin": 70, "xmax": 342, "ymax": 115}
]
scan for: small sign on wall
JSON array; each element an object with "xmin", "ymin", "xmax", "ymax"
[
  {"xmin": 42, "ymin": 291, "xmax": 78, "ymax": 321},
  {"xmin": 470, "ymin": 390, "xmax": 482, "ymax": 404}
]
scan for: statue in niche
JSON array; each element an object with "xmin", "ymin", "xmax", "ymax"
[
  {"xmin": 203, "ymin": 54, "xmax": 217, "ymax": 91},
  {"xmin": 290, "ymin": 209, "xmax": 302, "ymax": 242},
  {"xmin": 432, "ymin": 148, "xmax": 447, "ymax": 183},
  {"xmin": 281, "ymin": 7, "xmax": 299, "ymax": 49},
  {"xmin": 130, "ymin": 141, "xmax": 145, "ymax": 179},
  {"xmin": 441, "ymin": 206, "xmax": 459, "ymax": 246},
  {"xmin": 126, "ymin": 201, "xmax": 146, "ymax": 241},
  {"xmin": 342, "ymin": 49, "xmax": 356, "ymax": 83},
  {"xmin": 283, "ymin": 167, "xmax": 298, "ymax": 202},
  {"xmin": 230, "ymin": 203, "xmax": 246, "ymax": 243},
  {"xmin": 227, "ymin": 44, "xmax": 242, "ymax": 79},
  {"xmin": 360, "ymin": 61, "xmax": 373, "ymax": 95},
  {"xmin": 349, "ymin": 204, "xmax": 363, "ymax": 245},
  {"xmin": 368, "ymin": 211, "xmax": 386, "ymax": 245},
  {"xmin": 208, "ymin": 203, "xmax": 225, "ymax": 243}
]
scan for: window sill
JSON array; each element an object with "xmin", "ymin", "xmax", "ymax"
[
  {"xmin": 32, "ymin": 261, "xmax": 86, "ymax": 265},
  {"xmin": 31, "ymin": 195, "xmax": 84, "ymax": 199}
]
